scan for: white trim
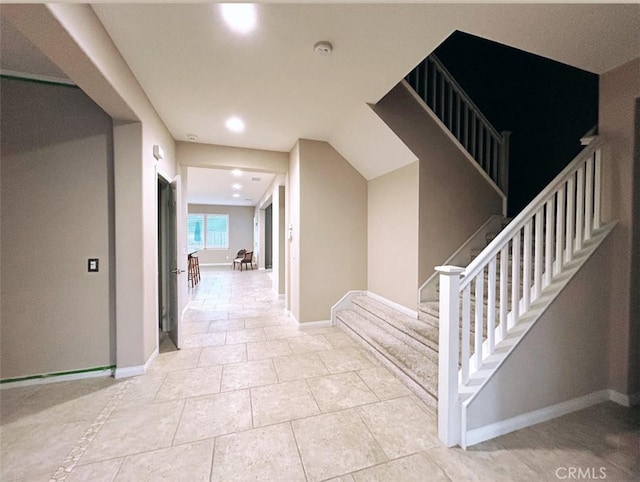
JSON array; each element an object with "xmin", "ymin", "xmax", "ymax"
[
  {"xmin": 0, "ymin": 367, "xmax": 114, "ymax": 389},
  {"xmin": 288, "ymin": 310, "xmax": 333, "ymax": 328},
  {"xmin": 401, "ymin": 80, "xmax": 506, "ymax": 204},
  {"xmin": 418, "ymin": 214, "xmax": 504, "ymax": 303},
  {"xmin": 297, "ymin": 319, "xmax": 333, "ymax": 328},
  {"xmin": 199, "ymin": 262, "xmax": 232, "ymax": 267},
  {"xmin": 366, "ymin": 291, "xmax": 418, "ymax": 319},
  {"xmin": 114, "ymin": 347, "xmax": 158, "ymax": 379},
  {"xmin": 330, "ymin": 290, "xmax": 367, "ymax": 325},
  {"xmin": 608, "ymin": 389, "xmax": 640, "ymax": 407},
  {"xmin": 464, "ymin": 390, "xmax": 610, "ymax": 447},
  {"xmin": 1, "ymin": 69, "xmax": 76, "ymax": 86}
]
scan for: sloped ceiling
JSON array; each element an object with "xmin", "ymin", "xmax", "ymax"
[{"xmin": 3, "ymin": 3, "xmax": 638, "ymax": 184}]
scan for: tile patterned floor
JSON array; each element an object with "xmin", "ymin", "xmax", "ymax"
[{"xmin": 1, "ymin": 267, "xmax": 638, "ymax": 481}]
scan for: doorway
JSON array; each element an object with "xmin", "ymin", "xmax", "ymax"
[
  {"xmin": 265, "ymin": 203, "xmax": 273, "ymax": 269},
  {"xmin": 157, "ymin": 176, "xmax": 178, "ymax": 352}
]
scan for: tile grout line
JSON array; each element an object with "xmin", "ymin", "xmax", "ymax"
[
  {"xmin": 288, "ymin": 421, "xmax": 310, "ymax": 482},
  {"xmin": 48, "ymin": 378, "xmax": 133, "ymax": 482}
]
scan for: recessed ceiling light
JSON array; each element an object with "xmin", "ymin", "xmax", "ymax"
[
  {"xmin": 220, "ymin": 4, "xmax": 257, "ymax": 35},
  {"xmin": 232, "ymin": 183, "xmax": 242, "ymax": 190},
  {"xmin": 225, "ymin": 116, "xmax": 245, "ymax": 133},
  {"xmin": 232, "ymin": 193, "xmax": 241, "ymax": 199},
  {"xmin": 231, "ymin": 169, "xmax": 243, "ymax": 177}
]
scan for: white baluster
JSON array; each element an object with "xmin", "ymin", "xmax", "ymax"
[
  {"xmin": 447, "ymin": 83, "xmax": 453, "ymax": 131},
  {"xmin": 499, "ymin": 245, "xmax": 508, "ymax": 340},
  {"xmin": 478, "ymin": 124, "xmax": 485, "ymax": 168},
  {"xmin": 575, "ymin": 165, "xmax": 585, "ymax": 251},
  {"xmin": 463, "ymin": 104, "xmax": 469, "ymax": 150},
  {"xmin": 456, "ymin": 95, "xmax": 461, "ymax": 139},
  {"xmin": 544, "ymin": 198, "xmax": 554, "ymax": 288},
  {"xmin": 594, "ymin": 148, "xmax": 602, "ymax": 229},
  {"xmin": 565, "ymin": 175, "xmax": 575, "ymax": 263},
  {"xmin": 534, "ymin": 207, "xmax": 544, "ymax": 301},
  {"xmin": 461, "ymin": 285, "xmax": 471, "ymax": 384},
  {"xmin": 439, "ymin": 74, "xmax": 445, "ymax": 120},
  {"xmin": 471, "ymin": 114, "xmax": 477, "ymax": 159},
  {"xmin": 523, "ymin": 221, "xmax": 532, "ymax": 312},
  {"xmin": 474, "ymin": 274, "xmax": 484, "ymax": 368},
  {"xmin": 421, "ymin": 61, "xmax": 429, "ymax": 102},
  {"xmin": 432, "ymin": 63, "xmax": 438, "ymax": 113},
  {"xmin": 555, "ymin": 186, "xmax": 565, "ymax": 275},
  {"xmin": 511, "ymin": 233, "xmax": 521, "ymax": 327},
  {"xmin": 436, "ymin": 265, "xmax": 464, "ymax": 447},
  {"xmin": 487, "ymin": 258, "xmax": 497, "ymax": 354},
  {"xmin": 585, "ymin": 154, "xmax": 594, "ymax": 240}
]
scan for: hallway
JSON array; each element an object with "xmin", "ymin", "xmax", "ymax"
[{"xmin": 1, "ymin": 268, "xmax": 637, "ymax": 481}]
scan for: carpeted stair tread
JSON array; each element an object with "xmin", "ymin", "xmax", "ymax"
[
  {"xmin": 418, "ymin": 301, "xmax": 490, "ymax": 340},
  {"xmin": 336, "ymin": 309, "xmax": 438, "ymax": 400},
  {"xmin": 351, "ymin": 296, "xmax": 439, "ymax": 356}
]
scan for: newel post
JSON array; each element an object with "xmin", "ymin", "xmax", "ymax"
[{"xmin": 435, "ymin": 265, "xmax": 465, "ymax": 447}]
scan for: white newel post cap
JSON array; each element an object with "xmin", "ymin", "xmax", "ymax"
[{"xmin": 435, "ymin": 265, "xmax": 465, "ymax": 275}]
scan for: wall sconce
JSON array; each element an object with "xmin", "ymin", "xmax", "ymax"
[{"xmin": 153, "ymin": 144, "xmax": 164, "ymax": 161}]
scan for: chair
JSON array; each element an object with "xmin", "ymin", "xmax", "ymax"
[
  {"xmin": 232, "ymin": 249, "xmax": 246, "ymax": 270},
  {"xmin": 187, "ymin": 252, "xmax": 200, "ymax": 287},
  {"xmin": 240, "ymin": 251, "xmax": 254, "ymax": 271}
]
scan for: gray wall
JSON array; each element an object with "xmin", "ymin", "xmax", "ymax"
[
  {"xmin": 373, "ymin": 83, "xmax": 503, "ymax": 289},
  {"xmin": 600, "ymin": 58, "xmax": 640, "ymax": 396},
  {"xmin": 368, "ymin": 163, "xmax": 419, "ymax": 309},
  {"xmin": 1, "ymin": 78, "xmax": 114, "ymax": 379},
  {"xmin": 187, "ymin": 204, "xmax": 255, "ymax": 265},
  {"xmin": 289, "ymin": 140, "xmax": 368, "ymax": 322},
  {"xmin": 466, "ymin": 245, "xmax": 611, "ymax": 428}
]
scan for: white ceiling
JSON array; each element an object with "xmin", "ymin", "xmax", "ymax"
[
  {"xmin": 187, "ymin": 167, "xmax": 275, "ymax": 207},
  {"xmin": 2, "ymin": 3, "xmax": 638, "ymax": 193}
]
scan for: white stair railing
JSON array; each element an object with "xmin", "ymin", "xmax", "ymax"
[
  {"xmin": 435, "ymin": 136, "xmax": 605, "ymax": 447},
  {"xmin": 405, "ymin": 55, "xmax": 511, "ymax": 196}
]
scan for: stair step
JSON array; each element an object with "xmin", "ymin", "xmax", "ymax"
[
  {"xmin": 418, "ymin": 301, "xmax": 490, "ymax": 339},
  {"xmin": 351, "ymin": 296, "xmax": 439, "ymax": 358},
  {"xmin": 336, "ymin": 309, "xmax": 438, "ymax": 408}
]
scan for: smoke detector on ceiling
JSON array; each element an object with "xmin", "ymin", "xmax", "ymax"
[
  {"xmin": 187, "ymin": 134, "xmax": 198, "ymax": 141},
  {"xmin": 313, "ymin": 41, "xmax": 333, "ymax": 57}
]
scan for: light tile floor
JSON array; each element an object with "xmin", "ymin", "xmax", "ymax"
[{"xmin": 1, "ymin": 267, "xmax": 638, "ymax": 481}]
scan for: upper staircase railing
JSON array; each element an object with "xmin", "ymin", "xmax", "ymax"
[
  {"xmin": 435, "ymin": 136, "xmax": 607, "ymax": 447},
  {"xmin": 405, "ymin": 54, "xmax": 511, "ymax": 197}
]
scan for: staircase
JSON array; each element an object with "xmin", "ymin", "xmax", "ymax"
[
  {"xmin": 336, "ymin": 295, "xmax": 440, "ymax": 408},
  {"xmin": 332, "ymin": 54, "xmax": 615, "ymax": 449}
]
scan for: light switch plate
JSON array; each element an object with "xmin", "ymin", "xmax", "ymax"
[{"xmin": 88, "ymin": 258, "xmax": 99, "ymax": 272}]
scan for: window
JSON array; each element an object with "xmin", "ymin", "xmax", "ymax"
[{"xmin": 188, "ymin": 213, "xmax": 229, "ymax": 251}]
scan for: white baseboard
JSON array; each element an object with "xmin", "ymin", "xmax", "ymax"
[
  {"xmin": 297, "ymin": 319, "xmax": 333, "ymax": 328},
  {"xmin": 366, "ymin": 291, "xmax": 418, "ymax": 319},
  {"xmin": 289, "ymin": 311, "xmax": 332, "ymax": 328},
  {"xmin": 608, "ymin": 389, "xmax": 640, "ymax": 407},
  {"xmin": 114, "ymin": 347, "xmax": 159, "ymax": 379},
  {"xmin": 200, "ymin": 262, "xmax": 231, "ymax": 267},
  {"xmin": 0, "ymin": 366, "xmax": 115, "ymax": 389},
  {"xmin": 464, "ymin": 389, "xmax": 632, "ymax": 448}
]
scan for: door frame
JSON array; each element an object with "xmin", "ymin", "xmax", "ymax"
[{"xmin": 157, "ymin": 171, "xmax": 187, "ymax": 350}]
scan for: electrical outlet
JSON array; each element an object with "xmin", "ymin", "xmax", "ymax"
[{"xmin": 88, "ymin": 258, "xmax": 99, "ymax": 272}]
